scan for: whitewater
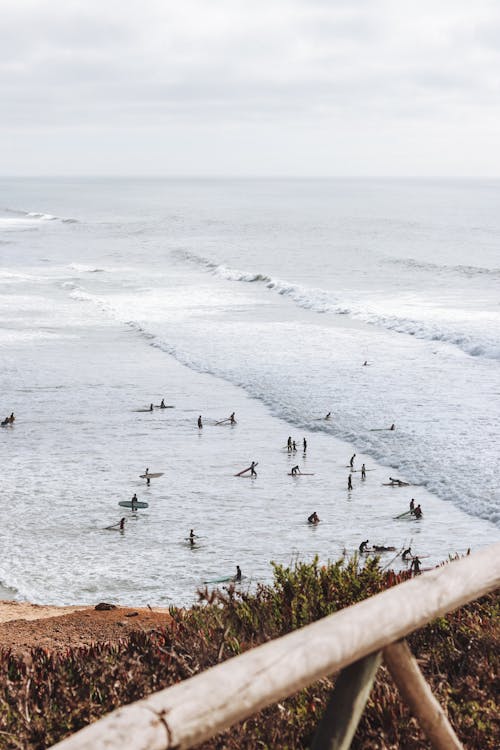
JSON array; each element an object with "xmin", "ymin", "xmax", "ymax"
[{"xmin": 0, "ymin": 177, "xmax": 499, "ymax": 606}]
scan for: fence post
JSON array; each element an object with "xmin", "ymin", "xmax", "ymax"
[
  {"xmin": 383, "ymin": 640, "xmax": 463, "ymax": 750},
  {"xmin": 311, "ymin": 651, "xmax": 381, "ymax": 750}
]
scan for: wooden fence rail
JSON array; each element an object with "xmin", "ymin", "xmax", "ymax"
[{"xmin": 51, "ymin": 542, "xmax": 500, "ymax": 750}]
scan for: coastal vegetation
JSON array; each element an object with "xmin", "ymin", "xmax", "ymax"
[{"xmin": 0, "ymin": 556, "xmax": 497, "ymax": 749}]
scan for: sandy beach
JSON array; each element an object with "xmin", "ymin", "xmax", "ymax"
[{"xmin": 0, "ymin": 600, "xmax": 171, "ymax": 654}]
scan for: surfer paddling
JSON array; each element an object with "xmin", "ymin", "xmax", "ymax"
[
  {"xmin": 325, "ymin": 412, "xmax": 331, "ymax": 420},
  {"xmin": 307, "ymin": 512, "xmax": 320, "ymax": 524},
  {"xmin": 389, "ymin": 477, "xmax": 409, "ymax": 487},
  {"xmin": 303, "ymin": 437, "xmax": 307, "ymax": 452},
  {"xmin": 291, "ymin": 465, "xmax": 301, "ymax": 475}
]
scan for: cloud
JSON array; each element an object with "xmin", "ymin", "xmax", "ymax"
[{"xmin": 1, "ymin": 0, "xmax": 499, "ymax": 174}]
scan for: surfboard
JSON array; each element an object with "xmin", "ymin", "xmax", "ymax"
[
  {"xmin": 154, "ymin": 405, "xmax": 175, "ymax": 409},
  {"xmin": 119, "ymin": 500, "xmax": 149, "ymax": 509},
  {"xmin": 134, "ymin": 409, "xmax": 154, "ymax": 413},
  {"xmin": 288, "ymin": 472, "xmax": 315, "ymax": 476},
  {"xmin": 234, "ymin": 462, "xmax": 258, "ymax": 477},
  {"xmin": 369, "ymin": 428, "xmax": 393, "ymax": 431},
  {"xmin": 203, "ymin": 575, "xmax": 246, "ymax": 584},
  {"xmin": 394, "ymin": 510, "xmax": 413, "ymax": 519},
  {"xmin": 382, "ymin": 482, "xmax": 410, "ymax": 487},
  {"xmin": 139, "ymin": 472, "xmax": 164, "ymax": 479}
]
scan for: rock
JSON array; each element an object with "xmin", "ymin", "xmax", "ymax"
[
  {"xmin": 125, "ymin": 611, "xmax": 139, "ymax": 617},
  {"xmin": 94, "ymin": 602, "xmax": 117, "ymax": 611}
]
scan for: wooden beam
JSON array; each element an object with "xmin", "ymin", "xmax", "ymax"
[
  {"xmin": 50, "ymin": 542, "xmax": 500, "ymax": 750},
  {"xmin": 311, "ymin": 652, "xmax": 381, "ymax": 750},
  {"xmin": 384, "ymin": 640, "xmax": 463, "ymax": 750}
]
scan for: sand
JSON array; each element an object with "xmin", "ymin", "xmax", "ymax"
[{"xmin": 0, "ymin": 600, "xmax": 171, "ymax": 654}]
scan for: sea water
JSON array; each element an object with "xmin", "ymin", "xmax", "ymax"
[{"xmin": 0, "ymin": 178, "xmax": 499, "ymax": 605}]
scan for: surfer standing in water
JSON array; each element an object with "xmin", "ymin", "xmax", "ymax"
[
  {"xmin": 250, "ymin": 461, "xmax": 257, "ymax": 477},
  {"xmin": 198, "ymin": 415, "xmax": 203, "ymax": 429},
  {"xmin": 361, "ymin": 463, "xmax": 366, "ymax": 479},
  {"xmin": 230, "ymin": 412, "xmax": 236, "ymax": 424},
  {"xmin": 303, "ymin": 437, "xmax": 307, "ymax": 452},
  {"xmin": 348, "ymin": 474, "xmax": 353, "ymax": 490},
  {"xmin": 131, "ymin": 493, "xmax": 138, "ymax": 510},
  {"xmin": 308, "ymin": 512, "xmax": 320, "ymax": 524},
  {"xmin": 235, "ymin": 565, "xmax": 242, "ymax": 581}
]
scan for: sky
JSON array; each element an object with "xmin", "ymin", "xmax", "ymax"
[{"xmin": 1, "ymin": 0, "xmax": 499, "ymax": 176}]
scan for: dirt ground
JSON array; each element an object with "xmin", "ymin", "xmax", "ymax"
[{"xmin": 0, "ymin": 601, "xmax": 171, "ymax": 654}]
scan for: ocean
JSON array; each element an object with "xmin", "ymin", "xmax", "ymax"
[{"xmin": 0, "ymin": 177, "xmax": 499, "ymax": 606}]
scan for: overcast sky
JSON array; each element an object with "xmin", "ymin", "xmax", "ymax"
[{"xmin": 1, "ymin": 0, "xmax": 499, "ymax": 176}]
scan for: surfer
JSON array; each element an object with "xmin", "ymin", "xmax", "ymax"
[
  {"xmin": 409, "ymin": 498, "xmax": 415, "ymax": 511},
  {"xmin": 198, "ymin": 415, "xmax": 203, "ymax": 429},
  {"xmin": 308, "ymin": 512, "xmax": 320, "ymax": 524},
  {"xmin": 160, "ymin": 399, "xmax": 166, "ymax": 408},
  {"xmin": 410, "ymin": 556, "xmax": 422, "ymax": 575},
  {"xmin": 373, "ymin": 545, "xmax": 395, "ymax": 552},
  {"xmin": 411, "ymin": 504, "xmax": 423, "ymax": 519},
  {"xmin": 303, "ymin": 437, "xmax": 307, "ymax": 452},
  {"xmin": 291, "ymin": 465, "xmax": 301, "ymax": 475},
  {"xmin": 390, "ymin": 423, "xmax": 395, "ymax": 430},
  {"xmin": 8, "ymin": 412, "xmax": 15, "ymax": 423},
  {"xmin": 149, "ymin": 403, "xmax": 154, "ymax": 411},
  {"xmin": 361, "ymin": 463, "xmax": 366, "ymax": 479},
  {"xmin": 325, "ymin": 412, "xmax": 331, "ymax": 420},
  {"xmin": 350, "ymin": 453, "xmax": 356, "ymax": 468},
  {"xmin": 359, "ymin": 540, "xmax": 370, "ymax": 553},
  {"xmin": 250, "ymin": 461, "xmax": 257, "ymax": 477},
  {"xmin": 131, "ymin": 493, "xmax": 139, "ymax": 510},
  {"xmin": 287, "ymin": 436, "xmax": 292, "ymax": 451},
  {"xmin": 230, "ymin": 412, "xmax": 236, "ymax": 424},
  {"xmin": 1, "ymin": 417, "xmax": 9, "ymax": 427},
  {"xmin": 363, "ymin": 361, "xmax": 368, "ymax": 366},
  {"xmin": 235, "ymin": 565, "xmax": 242, "ymax": 581},
  {"xmin": 292, "ymin": 440, "xmax": 297, "ymax": 451},
  {"xmin": 348, "ymin": 474, "xmax": 353, "ymax": 491},
  {"xmin": 402, "ymin": 546, "xmax": 412, "ymax": 560},
  {"xmin": 389, "ymin": 477, "xmax": 408, "ymax": 486}
]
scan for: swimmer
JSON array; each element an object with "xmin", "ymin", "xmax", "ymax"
[
  {"xmin": 230, "ymin": 412, "xmax": 236, "ymax": 424},
  {"xmin": 409, "ymin": 498, "xmax": 415, "ymax": 511},
  {"xmin": 250, "ymin": 461, "xmax": 257, "ymax": 477},
  {"xmin": 287, "ymin": 436, "xmax": 292, "ymax": 451}
]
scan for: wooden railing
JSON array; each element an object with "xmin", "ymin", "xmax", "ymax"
[{"xmin": 51, "ymin": 542, "xmax": 500, "ymax": 750}]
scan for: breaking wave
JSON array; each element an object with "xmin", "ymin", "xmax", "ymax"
[{"xmin": 175, "ymin": 249, "xmax": 500, "ymax": 361}]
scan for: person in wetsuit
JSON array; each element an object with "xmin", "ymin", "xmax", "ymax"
[
  {"xmin": 291, "ymin": 465, "xmax": 301, "ymax": 475},
  {"xmin": 402, "ymin": 547, "xmax": 412, "ymax": 560},
  {"xmin": 198, "ymin": 415, "xmax": 203, "ymax": 428},
  {"xmin": 308, "ymin": 512, "xmax": 320, "ymax": 524},
  {"xmin": 359, "ymin": 539, "xmax": 370, "ymax": 553},
  {"xmin": 235, "ymin": 565, "xmax": 242, "ymax": 581}
]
